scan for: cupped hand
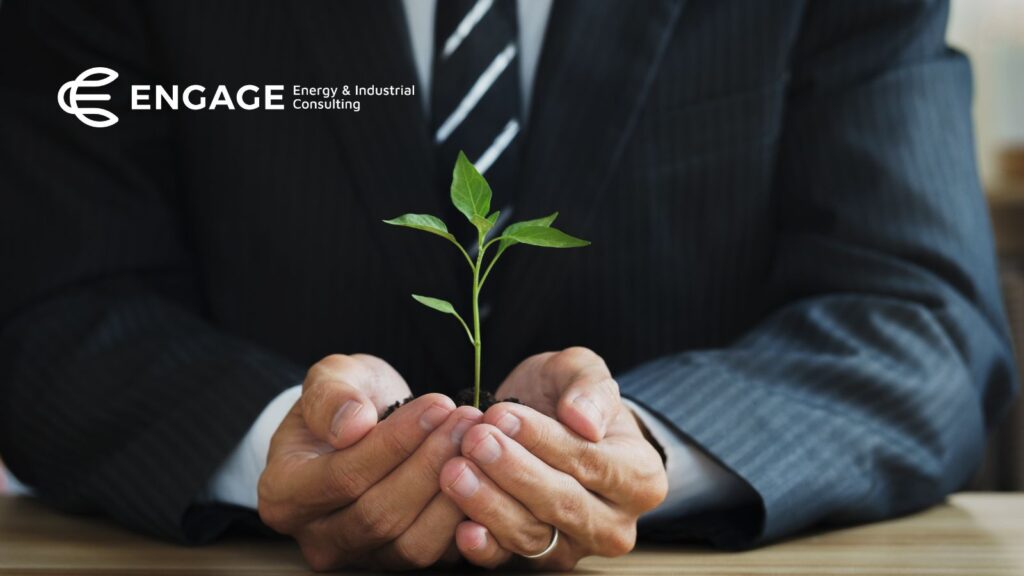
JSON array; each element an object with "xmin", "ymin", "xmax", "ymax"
[
  {"xmin": 488, "ymin": 346, "xmax": 624, "ymax": 441},
  {"xmin": 440, "ymin": 347, "xmax": 668, "ymax": 570},
  {"xmin": 258, "ymin": 353, "xmax": 481, "ymax": 571}
]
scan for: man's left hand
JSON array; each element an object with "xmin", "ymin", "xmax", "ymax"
[{"xmin": 439, "ymin": 347, "xmax": 668, "ymax": 570}]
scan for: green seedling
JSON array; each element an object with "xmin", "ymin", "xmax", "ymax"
[{"xmin": 384, "ymin": 151, "xmax": 589, "ymax": 408}]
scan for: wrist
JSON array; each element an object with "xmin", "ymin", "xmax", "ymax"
[{"xmin": 203, "ymin": 384, "xmax": 303, "ymax": 509}]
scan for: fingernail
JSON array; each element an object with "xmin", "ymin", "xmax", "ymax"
[
  {"xmin": 450, "ymin": 465, "xmax": 480, "ymax": 498},
  {"xmin": 420, "ymin": 403, "xmax": 452, "ymax": 431},
  {"xmin": 451, "ymin": 418, "xmax": 476, "ymax": 445},
  {"xmin": 495, "ymin": 412, "xmax": 521, "ymax": 438},
  {"xmin": 572, "ymin": 395, "xmax": 605, "ymax": 435},
  {"xmin": 331, "ymin": 400, "xmax": 364, "ymax": 438},
  {"xmin": 470, "ymin": 433, "xmax": 502, "ymax": 464},
  {"xmin": 467, "ymin": 530, "xmax": 486, "ymax": 551}
]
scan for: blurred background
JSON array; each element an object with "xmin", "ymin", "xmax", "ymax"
[
  {"xmin": 1, "ymin": 0, "xmax": 1023, "ymax": 494},
  {"xmin": 949, "ymin": 0, "xmax": 1024, "ymax": 491}
]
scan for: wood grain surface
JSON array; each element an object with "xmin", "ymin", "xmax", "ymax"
[{"xmin": 1, "ymin": 493, "xmax": 1021, "ymax": 575}]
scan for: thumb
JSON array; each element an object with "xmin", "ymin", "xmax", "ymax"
[
  {"xmin": 300, "ymin": 354, "xmax": 408, "ymax": 449},
  {"xmin": 549, "ymin": 348, "xmax": 621, "ymax": 442}
]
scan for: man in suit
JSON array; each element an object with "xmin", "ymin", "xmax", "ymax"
[{"xmin": 0, "ymin": 0, "xmax": 1017, "ymax": 571}]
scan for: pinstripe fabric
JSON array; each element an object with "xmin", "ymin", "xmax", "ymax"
[{"xmin": 0, "ymin": 0, "xmax": 1017, "ymax": 547}]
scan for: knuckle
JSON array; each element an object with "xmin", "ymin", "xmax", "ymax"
[
  {"xmin": 632, "ymin": 452, "xmax": 669, "ymax": 512},
  {"xmin": 542, "ymin": 347, "xmax": 611, "ymax": 389},
  {"xmin": 513, "ymin": 525, "xmax": 553, "ymax": 557},
  {"xmin": 548, "ymin": 486, "xmax": 586, "ymax": 528},
  {"xmin": 541, "ymin": 350, "xmax": 577, "ymax": 379},
  {"xmin": 601, "ymin": 524, "xmax": 637, "ymax": 557},
  {"xmin": 563, "ymin": 346, "xmax": 598, "ymax": 363},
  {"xmin": 349, "ymin": 353, "xmax": 395, "ymax": 381},
  {"xmin": 256, "ymin": 469, "xmax": 276, "ymax": 505},
  {"xmin": 256, "ymin": 475, "xmax": 290, "ymax": 532},
  {"xmin": 602, "ymin": 459, "xmax": 632, "ymax": 497},
  {"xmin": 644, "ymin": 476, "xmax": 669, "ymax": 511},
  {"xmin": 307, "ymin": 354, "xmax": 350, "ymax": 381},
  {"xmin": 641, "ymin": 475, "xmax": 670, "ymax": 512},
  {"xmin": 565, "ymin": 344, "xmax": 598, "ymax": 358},
  {"xmin": 320, "ymin": 353, "xmax": 357, "ymax": 373},
  {"xmin": 257, "ymin": 501, "xmax": 287, "ymax": 533},
  {"xmin": 524, "ymin": 351, "xmax": 558, "ymax": 368}
]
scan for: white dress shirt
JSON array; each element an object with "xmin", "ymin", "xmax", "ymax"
[{"xmin": 206, "ymin": 0, "xmax": 748, "ymax": 528}]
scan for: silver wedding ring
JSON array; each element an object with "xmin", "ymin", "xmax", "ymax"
[{"xmin": 520, "ymin": 526, "xmax": 559, "ymax": 559}]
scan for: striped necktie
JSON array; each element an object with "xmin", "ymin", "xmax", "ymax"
[{"xmin": 432, "ymin": 0, "xmax": 522, "ymax": 230}]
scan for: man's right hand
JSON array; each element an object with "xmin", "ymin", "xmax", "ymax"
[{"xmin": 258, "ymin": 354, "xmax": 481, "ymax": 571}]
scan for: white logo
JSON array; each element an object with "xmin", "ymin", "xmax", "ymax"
[{"xmin": 58, "ymin": 67, "xmax": 119, "ymax": 128}]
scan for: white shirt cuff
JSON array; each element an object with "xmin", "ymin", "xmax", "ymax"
[
  {"xmin": 622, "ymin": 397, "xmax": 750, "ymax": 524},
  {"xmin": 202, "ymin": 384, "xmax": 302, "ymax": 509}
]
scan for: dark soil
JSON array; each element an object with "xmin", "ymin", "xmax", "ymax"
[
  {"xmin": 381, "ymin": 389, "xmax": 522, "ymax": 419},
  {"xmin": 381, "ymin": 396, "xmax": 415, "ymax": 420},
  {"xmin": 453, "ymin": 388, "xmax": 522, "ymax": 411}
]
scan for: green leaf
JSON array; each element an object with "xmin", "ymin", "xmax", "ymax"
[
  {"xmin": 498, "ymin": 212, "xmax": 559, "ymax": 253},
  {"xmin": 502, "ymin": 225, "xmax": 590, "ymax": 248},
  {"xmin": 486, "ymin": 210, "xmax": 500, "ymax": 227},
  {"xmin": 411, "ymin": 294, "xmax": 457, "ymax": 314},
  {"xmin": 471, "ymin": 213, "xmax": 494, "ymax": 233},
  {"xmin": 383, "ymin": 213, "xmax": 454, "ymax": 242},
  {"xmin": 450, "ymin": 151, "xmax": 492, "ymax": 223},
  {"xmin": 411, "ymin": 294, "xmax": 474, "ymax": 344}
]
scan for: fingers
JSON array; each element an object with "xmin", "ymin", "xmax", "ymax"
[
  {"xmin": 481, "ymin": 402, "xmax": 660, "ymax": 508},
  {"xmin": 301, "ymin": 354, "xmax": 410, "ymax": 449},
  {"xmin": 325, "ymin": 406, "xmax": 481, "ymax": 552},
  {"xmin": 317, "ymin": 393, "xmax": 455, "ymax": 506},
  {"xmin": 370, "ymin": 493, "xmax": 465, "ymax": 570},
  {"xmin": 440, "ymin": 457, "xmax": 560, "ymax": 558},
  {"xmin": 457, "ymin": 424, "xmax": 628, "ymax": 552},
  {"xmin": 455, "ymin": 521, "xmax": 513, "ymax": 569},
  {"xmin": 261, "ymin": 393, "xmax": 455, "ymax": 527}
]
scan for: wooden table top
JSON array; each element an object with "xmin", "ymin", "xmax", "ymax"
[{"xmin": 1, "ymin": 493, "xmax": 1022, "ymax": 575}]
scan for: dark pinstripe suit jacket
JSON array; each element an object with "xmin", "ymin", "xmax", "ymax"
[{"xmin": 0, "ymin": 0, "xmax": 1017, "ymax": 547}]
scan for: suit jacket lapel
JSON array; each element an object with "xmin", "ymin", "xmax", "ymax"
[
  {"xmin": 291, "ymin": 1, "xmax": 465, "ymax": 383},
  {"xmin": 498, "ymin": 0, "xmax": 687, "ymax": 324}
]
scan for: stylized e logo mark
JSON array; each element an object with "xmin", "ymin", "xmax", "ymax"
[{"xmin": 58, "ymin": 67, "xmax": 119, "ymax": 128}]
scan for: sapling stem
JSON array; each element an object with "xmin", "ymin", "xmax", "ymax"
[
  {"xmin": 472, "ymin": 228, "xmax": 485, "ymax": 408},
  {"xmin": 384, "ymin": 151, "xmax": 589, "ymax": 409}
]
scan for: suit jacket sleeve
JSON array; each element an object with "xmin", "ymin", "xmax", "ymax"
[
  {"xmin": 0, "ymin": 1, "xmax": 305, "ymax": 543},
  {"xmin": 620, "ymin": 0, "xmax": 1018, "ymax": 547}
]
